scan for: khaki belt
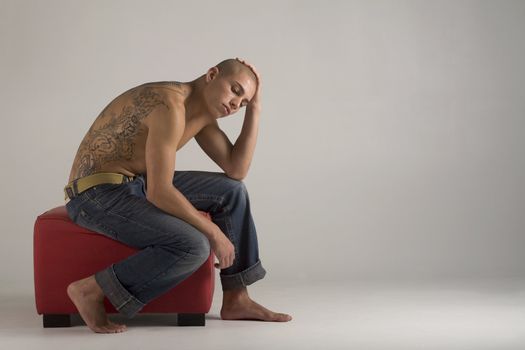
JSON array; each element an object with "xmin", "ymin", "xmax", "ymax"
[{"xmin": 64, "ymin": 172, "xmax": 136, "ymax": 201}]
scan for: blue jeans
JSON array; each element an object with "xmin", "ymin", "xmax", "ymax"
[{"xmin": 65, "ymin": 171, "xmax": 266, "ymax": 318}]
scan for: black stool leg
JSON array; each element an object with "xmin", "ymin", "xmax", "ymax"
[
  {"xmin": 43, "ymin": 314, "xmax": 71, "ymax": 328},
  {"xmin": 177, "ymin": 313, "xmax": 205, "ymax": 326}
]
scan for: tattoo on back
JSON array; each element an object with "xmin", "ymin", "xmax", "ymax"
[
  {"xmin": 150, "ymin": 81, "xmax": 182, "ymax": 87},
  {"xmin": 73, "ymin": 87, "xmax": 169, "ymax": 179}
]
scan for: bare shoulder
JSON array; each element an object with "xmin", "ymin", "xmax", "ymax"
[
  {"xmin": 135, "ymin": 83, "xmax": 186, "ymax": 129},
  {"xmin": 137, "ymin": 81, "xmax": 187, "ymax": 106}
]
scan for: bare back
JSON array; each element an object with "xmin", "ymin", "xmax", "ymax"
[{"xmin": 67, "ymin": 82, "xmax": 200, "ymax": 183}]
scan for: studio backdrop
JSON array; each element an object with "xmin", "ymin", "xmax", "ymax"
[{"xmin": 1, "ymin": 0, "xmax": 524, "ymax": 295}]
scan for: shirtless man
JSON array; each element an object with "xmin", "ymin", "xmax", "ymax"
[{"xmin": 64, "ymin": 58, "xmax": 292, "ymax": 333}]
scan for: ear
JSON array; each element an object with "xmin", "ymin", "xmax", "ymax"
[{"xmin": 206, "ymin": 67, "xmax": 219, "ymax": 82}]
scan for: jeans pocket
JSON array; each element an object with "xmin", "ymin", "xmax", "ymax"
[{"xmin": 77, "ymin": 208, "xmax": 119, "ymax": 240}]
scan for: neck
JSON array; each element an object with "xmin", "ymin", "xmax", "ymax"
[{"xmin": 183, "ymin": 76, "xmax": 214, "ymax": 123}]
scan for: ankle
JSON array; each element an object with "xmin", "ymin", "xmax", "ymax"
[
  {"xmin": 223, "ymin": 287, "xmax": 250, "ymax": 303},
  {"xmin": 71, "ymin": 276, "xmax": 105, "ymax": 301}
]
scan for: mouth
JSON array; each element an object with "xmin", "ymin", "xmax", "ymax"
[{"xmin": 222, "ymin": 104, "xmax": 231, "ymax": 115}]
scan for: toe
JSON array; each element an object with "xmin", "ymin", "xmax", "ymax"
[
  {"xmin": 108, "ymin": 320, "xmax": 127, "ymax": 332},
  {"xmin": 110, "ymin": 324, "xmax": 125, "ymax": 333},
  {"xmin": 93, "ymin": 326, "xmax": 109, "ymax": 333},
  {"xmin": 116, "ymin": 325, "xmax": 127, "ymax": 332},
  {"xmin": 103, "ymin": 324, "xmax": 123, "ymax": 333},
  {"xmin": 102, "ymin": 326, "xmax": 115, "ymax": 333},
  {"xmin": 276, "ymin": 313, "xmax": 292, "ymax": 322}
]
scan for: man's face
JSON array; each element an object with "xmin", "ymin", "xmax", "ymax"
[{"xmin": 205, "ymin": 68, "xmax": 257, "ymax": 118}]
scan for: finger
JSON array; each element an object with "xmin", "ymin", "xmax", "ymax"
[
  {"xmin": 238, "ymin": 62, "xmax": 259, "ymax": 81},
  {"xmin": 247, "ymin": 67, "xmax": 260, "ymax": 80},
  {"xmin": 236, "ymin": 58, "xmax": 255, "ymax": 72}
]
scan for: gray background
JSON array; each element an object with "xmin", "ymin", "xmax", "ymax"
[{"xmin": 1, "ymin": 0, "xmax": 524, "ymax": 295}]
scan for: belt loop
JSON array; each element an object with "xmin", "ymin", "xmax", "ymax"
[
  {"xmin": 72, "ymin": 180, "xmax": 79, "ymax": 196},
  {"xmin": 66, "ymin": 187, "xmax": 75, "ymax": 199}
]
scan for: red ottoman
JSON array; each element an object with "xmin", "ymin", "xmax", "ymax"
[{"xmin": 34, "ymin": 206, "xmax": 215, "ymax": 327}]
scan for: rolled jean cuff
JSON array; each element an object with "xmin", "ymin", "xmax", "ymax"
[
  {"xmin": 95, "ymin": 265, "xmax": 145, "ymax": 319},
  {"xmin": 220, "ymin": 260, "xmax": 266, "ymax": 291}
]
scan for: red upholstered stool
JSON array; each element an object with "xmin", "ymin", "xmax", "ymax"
[{"xmin": 33, "ymin": 206, "xmax": 215, "ymax": 327}]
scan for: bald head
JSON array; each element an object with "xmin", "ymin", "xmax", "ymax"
[{"xmin": 216, "ymin": 58, "xmax": 257, "ymax": 83}]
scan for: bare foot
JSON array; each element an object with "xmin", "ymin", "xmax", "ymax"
[
  {"xmin": 220, "ymin": 287, "xmax": 292, "ymax": 322},
  {"xmin": 67, "ymin": 275, "xmax": 127, "ymax": 333}
]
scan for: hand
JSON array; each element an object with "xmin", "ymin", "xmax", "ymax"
[
  {"xmin": 209, "ymin": 228, "xmax": 235, "ymax": 269},
  {"xmin": 236, "ymin": 57, "xmax": 261, "ymax": 109}
]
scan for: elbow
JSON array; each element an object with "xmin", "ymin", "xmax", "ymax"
[
  {"xmin": 145, "ymin": 181, "xmax": 181, "ymax": 210},
  {"xmin": 225, "ymin": 169, "xmax": 247, "ymax": 181},
  {"xmin": 146, "ymin": 187, "xmax": 169, "ymax": 208},
  {"xmin": 146, "ymin": 192, "xmax": 161, "ymax": 207}
]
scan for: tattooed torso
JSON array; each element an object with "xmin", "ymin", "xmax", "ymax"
[{"xmin": 67, "ymin": 81, "xmax": 197, "ymax": 183}]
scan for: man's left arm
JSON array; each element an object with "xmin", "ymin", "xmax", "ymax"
[
  {"xmin": 196, "ymin": 59, "xmax": 261, "ymax": 180},
  {"xmin": 195, "ymin": 104, "xmax": 260, "ymax": 180}
]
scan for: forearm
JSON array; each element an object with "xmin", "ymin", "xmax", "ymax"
[
  {"xmin": 229, "ymin": 105, "xmax": 260, "ymax": 179},
  {"xmin": 146, "ymin": 186, "xmax": 219, "ymax": 241}
]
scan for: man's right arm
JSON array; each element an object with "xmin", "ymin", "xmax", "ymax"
[
  {"xmin": 143, "ymin": 104, "xmax": 235, "ymax": 269},
  {"xmin": 143, "ymin": 105, "xmax": 210, "ymax": 235}
]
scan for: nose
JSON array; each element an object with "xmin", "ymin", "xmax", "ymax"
[{"xmin": 229, "ymin": 99, "xmax": 240, "ymax": 111}]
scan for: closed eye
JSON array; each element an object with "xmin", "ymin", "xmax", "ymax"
[{"xmin": 232, "ymin": 84, "xmax": 248, "ymax": 106}]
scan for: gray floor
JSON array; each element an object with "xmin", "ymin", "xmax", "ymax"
[{"xmin": 1, "ymin": 279, "xmax": 524, "ymax": 350}]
